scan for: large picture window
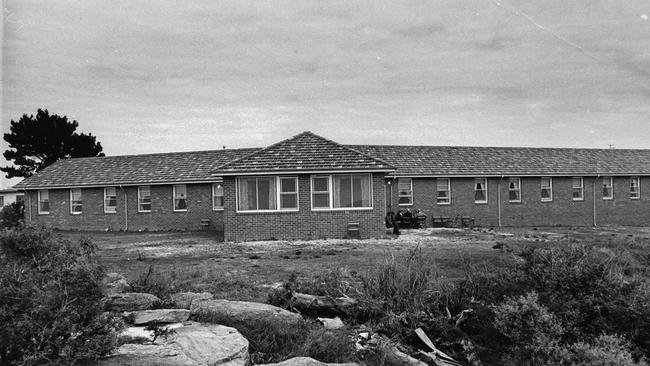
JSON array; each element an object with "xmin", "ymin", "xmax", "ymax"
[
  {"xmin": 70, "ymin": 188, "xmax": 82, "ymax": 214},
  {"xmin": 541, "ymin": 177, "xmax": 553, "ymax": 202},
  {"xmin": 602, "ymin": 177, "xmax": 613, "ymax": 200},
  {"xmin": 310, "ymin": 174, "xmax": 372, "ymax": 210},
  {"xmin": 138, "ymin": 186, "xmax": 151, "ymax": 212},
  {"xmin": 104, "ymin": 187, "xmax": 117, "ymax": 213},
  {"xmin": 212, "ymin": 183, "xmax": 224, "ymax": 210},
  {"xmin": 398, "ymin": 178, "xmax": 413, "ymax": 205},
  {"xmin": 38, "ymin": 190, "xmax": 50, "ymax": 214},
  {"xmin": 436, "ymin": 178, "xmax": 450, "ymax": 205},
  {"xmin": 237, "ymin": 176, "xmax": 298, "ymax": 212},
  {"xmin": 572, "ymin": 177, "xmax": 584, "ymax": 201},
  {"xmin": 509, "ymin": 177, "xmax": 521, "ymax": 202},
  {"xmin": 474, "ymin": 178, "xmax": 487, "ymax": 204},
  {"xmin": 173, "ymin": 184, "xmax": 188, "ymax": 211}
]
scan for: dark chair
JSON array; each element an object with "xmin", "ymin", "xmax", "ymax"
[
  {"xmin": 415, "ymin": 215, "xmax": 427, "ymax": 229},
  {"xmin": 400, "ymin": 216, "xmax": 413, "ymax": 229}
]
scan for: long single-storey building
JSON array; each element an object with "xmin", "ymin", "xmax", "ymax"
[{"xmin": 13, "ymin": 131, "xmax": 650, "ymax": 241}]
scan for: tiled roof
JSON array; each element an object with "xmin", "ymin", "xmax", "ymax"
[
  {"xmin": 213, "ymin": 131, "xmax": 394, "ymax": 175},
  {"xmin": 13, "ymin": 135, "xmax": 650, "ymax": 190},
  {"xmin": 14, "ymin": 148, "xmax": 257, "ymax": 189},
  {"xmin": 350, "ymin": 145, "xmax": 650, "ymax": 176}
]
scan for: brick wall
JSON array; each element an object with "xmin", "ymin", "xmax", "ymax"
[
  {"xmin": 223, "ymin": 173, "xmax": 387, "ymax": 242},
  {"xmin": 25, "ymin": 183, "xmax": 225, "ymax": 231},
  {"xmin": 387, "ymin": 176, "xmax": 650, "ymax": 227}
]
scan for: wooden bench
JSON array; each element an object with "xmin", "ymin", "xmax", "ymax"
[
  {"xmin": 432, "ymin": 216, "xmax": 452, "ymax": 228},
  {"xmin": 200, "ymin": 219, "xmax": 211, "ymax": 230}
]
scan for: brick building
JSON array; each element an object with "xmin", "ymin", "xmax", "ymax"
[{"xmin": 13, "ymin": 132, "xmax": 650, "ymax": 240}]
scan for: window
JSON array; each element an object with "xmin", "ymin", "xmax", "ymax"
[
  {"xmin": 104, "ymin": 187, "xmax": 117, "ymax": 213},
  {"xmin": 70, "ymin": 188, "xmax": 82, "ymax": 214},
  {"xmin": 38, "ymin": 190, "xmax": 50, "ymax": 214},
  {"xmin": 138, "ymin": 186, "xmax": 151, "ymax": 212},
  {"xmin": 16, "ymin": 195, "xmax": 24, "ymax": 204},
  {"xmin": 509, "ymin": 178, "xmax": 521, "ymax": 202},
  {"xmin": 238, "ymin": 177, "xmax": 276, "ymax": 211},
  {"xmin": 212, "ymin": 183, "xmax": 224, "ymax": 210},
  {"xmin": 436, "ymin": 178, "xmax": 450, "ymax": 205},
  {"xmin": 630, "ymin": 177, "xmax": 640, "ymax": 200},
  {"xmin": 541, "ymin": 177, "xmax": 552, "ymax": 202},
  {"xmin": 311, "ymin": 176, "xmax": 331, "ymax": 209},
  {"xmin": 0, "ymin": 196, "xmax": 3, "ymax": 206},
  {"xmin": 310, "ymin": 174, "xmax": 372, "ymax": 210},
  {"xmin": 572, "ymin": 177, "xmax": 584, "ymax": 201},
  {"xmin": 474, "ymin": 178, "xmax": 487, "ymax": 203},
  {"xmin": 398, "ymin": 178, "xmax": 413, "ymax": 205},
  {"xmin": 173, "ymin": 184, "xmax": 188, "ymax": 211},
  {"xmin": 602, "ymin": 177, "xmax": 613, "ymax": 200},
  {"xmin": 279, "ymin": 177, "xmax": 298, "ymax": 210}
]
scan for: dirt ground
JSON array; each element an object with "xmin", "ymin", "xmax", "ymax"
[{"xmin": 60, "ymin": 226, "xmax": 650, "ymax": 303}]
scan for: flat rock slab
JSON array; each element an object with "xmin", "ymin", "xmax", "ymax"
[
  {"xmin": 257, "ymin": 357, "xmax": 358, "ymax": 366},
  {"xmin": 172, "ymin": 292, "xmax": 214, "ymax": 309},
  {"xmin": 105, "ymin": 292, "xmax": 161, "ymax": 312},
  {"xmin": 190, "ymin": 299, "xmax": 302, "ymax": 324},
  {"xmin": 125, "ymin": 309, "xmax": 190, "ymax": 325},
  {"xmin": 104, "ymin": 272, "xmax": 132, "ymax": 294},
  {"xmin": 99, "ymin": 322, "xmax": 249, "ymax": 366}
]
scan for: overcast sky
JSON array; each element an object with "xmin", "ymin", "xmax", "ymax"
[{"xmin": 2, "ymin": 0, "xmax": 649, "ymax": 188}]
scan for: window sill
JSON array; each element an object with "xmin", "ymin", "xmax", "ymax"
[
  {"xmin": 603, "ymin": 198, "xmax": 613, "ymax": 201},
  {"xmin": 311, "ymin": 207, "xmax": 373, "ymax": 212},
  {"xmin": 137, "ymin": 210, "xmax": 151, "ymax": 214},
  {"xmin": 237, "ymin": 209, "xmax": 300, "ymax": 214},
  {"xmin": 541, "ymin": 199, "xmax": 553, "ymax": 203},
  {"xmin": 436, "ymin": 202, "xmax": 451, "ymax": 206},
  {"xmin": 70, "ymin": 212, "xmax": 82, "ymax": 215},
  {"xmin": 37, "ymin": 212, "xmax": 50, "ymax": 215},
  {"xmin": 212, "ymin": 208, "xmax": 225, "ymax": 211},
  {"xmin": 509, "ymin": 200, "xmax": 522, "ymax": 204},
  {"xmin": 173, "ymin": 209, "xmax": 188, "ymax": 213},
  {"xmin": 398, "ymin": 203, "xmax": 413, "ymax": 206},
  {"xmin": 474, "ymin": 201, "xmax": 488, "ymax": 205},
  {"xmin": 631, "ymin": 197, "xmax": 640, "ymax": 200},
  {"xmin": 104, "ymin": 211, "xmax": 117, "ymax": 214},
  {"xmin": 572, "ymin": 198, "xmax": 584, "ymax": 202}
]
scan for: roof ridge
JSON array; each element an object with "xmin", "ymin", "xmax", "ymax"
[{"xmin": 350, "ymin": 144, "xmax": 650, "ymax": 152}]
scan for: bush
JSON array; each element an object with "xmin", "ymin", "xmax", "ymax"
[
  {"xmin": 0, "ymin": 201, "xmax": 24, "ymax": 229},
  {"xmin": 0, "ymin": 228, "xmax": 123, "ymax": 365},
  {"xmin": 568, "ymin": 334, "xmax": 648, "ymax": 366}
]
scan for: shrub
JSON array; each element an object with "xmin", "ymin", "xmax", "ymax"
[
  {"xmin": 0, "ymin": 228, "xmax": 123, "ymax": 365},
  {"xmin": 0, "ymin": 201, "xmax": 24, "ymax": 229},
  {"xmin": 568, "ymin": 334, "xmax": 648, "ymax": 366}
]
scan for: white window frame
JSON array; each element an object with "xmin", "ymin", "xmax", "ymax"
[
  {"xmin": 279, "ymin": 177, "xmax": 299, "ymax": 211},
  {"xmin": 436, "ymin": 178, "xmax": 451, "ymax": 205},
  {"xmin": 38, "ymin": 189, "xmax": 50, "ymax": 215},
  {"xmin": 212, "ymin": 182, "xmax": 224, "ymax": 210},
  {"xmin": 602, "ymin": 176, "xmax": 613, "ymax": 200},
  {"xmin": 508, "ymin": 177, "xmax": 521, "ymax": 203},
  {"xmin": 310, "ymin": 174, "xmax": 373, "ymax": 211},
  {"xmin": 630, "ymin": 176, "xmax": 640, "ymax": 200},
  {"xmin": 70, "ymin": 188, "xmax": 82, "ymax": 214},
  {"xmin": 311, "ymin": 176, "xmax": 331, "ymax": 210},
  {"xmin": 572, "ymin": 177, "xmax": 584, "ymax": 201},
  {"xmin": 236, "ymin": 176, "xmax": 300, "ymax": 213},
  {"xmin": 104, "ymin": 187, "xmax": 117, "ymax": 213},
  {"xmin": 474, "ymin": 178, "xmax": 488, "ymax": 204},
  {"xmin": 138, "ymin": 186, "xmax": 151, "ymax": 213},
  {"xmin": 541, "ymin": 177, "xmax": 553, "ymax": 202},
  {"xmin": 397, "ymin": 178, "xmax": 413, "ymax": 206},
  {"xmin": 173, "ymin": 184, "xmax": 188, "ymax": 212}
]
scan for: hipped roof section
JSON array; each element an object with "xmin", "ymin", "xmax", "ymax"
[{"xmin": 212, "ymin": 131, "xmax": 395, "ymax": 175}]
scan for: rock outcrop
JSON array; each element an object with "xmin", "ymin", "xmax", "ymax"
[
  {"xmin": 99, "ymin": 322, "xmax": 249, "ymax": 366},
  {"xmin": 171, "ymin": 292, "xmax": 214, "ymax": 309},
  {"xmin": 256, "ymin": 357, "xmax": 358, "ymax": 366},
  {"xmin": 125, "ymin": 309, "xmax": 190, "ymax": 325},
  {"xmin": 105, "ymin": 292, "xmax": 161, "ymax": 312},
  {"xmin": 190, "ymin": 299, "xmax": 302, "ymax": 324}
]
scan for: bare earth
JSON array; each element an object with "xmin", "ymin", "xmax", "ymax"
[{"xmin": 60, "ymin": 226, "xmax": 650, "ymax": 303}]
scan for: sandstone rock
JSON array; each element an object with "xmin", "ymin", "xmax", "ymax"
[
  {"xmin": 104, "ymin": 272, "xmax": 131, "ymax": 294},
  {"xmin": 171, "ymin": 292, "xmax": 214, "ymax": 309},
  {"xmin": 99, "ymin": 322, "xmax": 249, "ymax": 366},
  {"xmin": 256, "ymin": 357, "xmax": 358, "ymax": 366},
  {"xmin": 105, "ymin": 292, "xmax": 161, "ymax": 312},
  {"xmin": 318, "ymin": 317, "xmax": 345, "ymax": 330},
  {"xmin": 190, "ymin": 299, "xmax": 302, "ymax": 324},
  {"xmin": 125, "ymin": 309, "xmax": 190, "ymax": 325}
]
